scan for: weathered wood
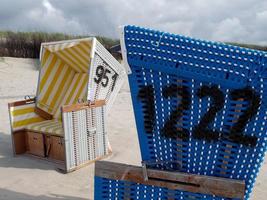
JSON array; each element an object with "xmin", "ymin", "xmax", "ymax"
[
  {"xmin": 34, "ymin": 106, "xmax": 53, "ymax": 120},
  {"xmin": 45, "ymin": 135, "xmax": 65, "ymax": 161},
  {"xmin": 8, "ymin": 98, "xmax": 36, "ymax": 107},
  {"xmin": 13, "ymin": 131, "xmax": 27, "ymax": 154},
  {"xmin": 61, "ymin": 100, "xmax": 106, "ymax": 113},
  {"xmin": 95, "ymin": 161, "xmax": 245, "ymax": 199},
  {"xmin": 26, "ymin": 131, "xmax": 45, "ymax": 157}
]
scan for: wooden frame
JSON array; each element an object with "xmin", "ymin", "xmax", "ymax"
[
  {"xmin": 61, "ymin": 100, "xmax": 105, "ymax": 113},
  {"xmin": 95, "ymin": 161, "xmax": 245, "ymax": 199}
]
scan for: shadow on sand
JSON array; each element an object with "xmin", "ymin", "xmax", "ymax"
[
  {"xmin": 0, "ymin": 188, "xmax": 88, "ymax": 200},
  {"xmin": 0, "ymin": 132, "xmax": 60, "ymax": 171}
]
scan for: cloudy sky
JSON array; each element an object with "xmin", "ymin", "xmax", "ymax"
[{"xmin": 0, "ymin": 0, "xmax": 266, "ymax": 44}]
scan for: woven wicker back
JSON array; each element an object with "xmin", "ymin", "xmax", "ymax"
[
  {"xmin": 62, "ymin": 100, "xmax": 108, "ymax": 171},
  {"xmin": 117, "ymin": 25, "xmax": 266, "ymax": 199}
]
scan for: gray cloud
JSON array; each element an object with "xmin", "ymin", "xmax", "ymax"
[{"xmin": 0, "ymin": 0, "xmax": 266, "ymax": 44}]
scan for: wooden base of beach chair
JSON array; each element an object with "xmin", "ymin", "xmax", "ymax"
[
  {"xmin": 12, "ymin": 130, "xmax": 65, "ymax": 160},
  {"xmin": 12, "ymin": 130, "xmax": 112, "ymax": 173}
]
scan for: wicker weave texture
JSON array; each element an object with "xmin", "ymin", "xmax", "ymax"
[{"xmin": 63, "ymin": 105, "xmax": 107, "ymax": 171}]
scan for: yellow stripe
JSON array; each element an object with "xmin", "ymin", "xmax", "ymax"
[
  {"xmin": 65, "ymin": 74, "xmax": 81, "ymax": 105},
  {"xmin": 52, "ymin": 70, "xmax": 75, "ymax": 118},
  {"xmin": 79, "ymin": 43, "xmax": 91, "ymax": 63},
  {"xmin": 57, "ymin": 51, "xmax": 81, "ymax": 72},
  {"xmin": 65, "ymin": 48, "xmax": 87, "ymax": 71},
  {"xmin": 79, "ymin": 41, "xmax": 91, "ymax": 54},
  {"xmin": 13, "ymin": 117, "xmax": 44, "ymax": 128},
  {"xmin": 41, "ymin": 61, "xmax": 64, "ymax": 104},
  {"xmin": 73, "ymin": 75, "xmax": 87, "ymax": 102},
  {"xmin": 36, "ymin": 121, "xmax": 59, "ymax": 131},
  {"xmin": 41, "ymin": 49, "xmax": 50, "ymax": 66},
  {"xmin": 50, "ymin": 66, "xmax": 73, "ymax": 111},
  {"xmin": 11, "ymin": 107, "xmax": 34, "ymax": 116},
  {"xmin": 28, "ymin": 121, "xmax": 49, "ymax": 130},
  {"xmin": 40, "ymin": 54, "xmax": 57, "ymax": 92},
  {"xmin": 73, "ymin": 45, "xmax": 90, "ymax": 64}
]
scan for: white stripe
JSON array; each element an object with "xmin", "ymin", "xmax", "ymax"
[
  {"xmin": 66, "ymin": 42, "xmax": 78, "ymax": 49},
  {"xmin": 27, "ymin": 120, "xmax": 59, "ymax": 130},
  {"xmin": 74, "ymin": 44, "xmax": 90, "ymax": 63},
  {"xmin": 54, "ymin": 74, "xmax": 79, "ymax": 118},
  {"xmin": 40, "ymin": 52, "xmax": 54, "ymax": 80},
  {"xmin": 46, "ymin": 123, "xmax": 62, "ymax": 133},
  {"xmin": 13, "ymin": 112, "xmax": 40, "ymax": 122},
  {"xmin": 56, "ymin": 51, "xmax": 81, "ymax": 72},
  {"xmin": 68, "ymin": 74, "xmax": 86, "ymax": 104},
  {"xmin": 67, "ymin": 47, "xmax": 88, "ymax": 70},
  {"xmin": 52, "ymin": 70, "xmax": 75, "ymax": 115},
  {"xmin": 38, "ymin": 59, "xmax": 62, "ymax": 101},
  {"xmin": 40, "ymin": 122, "xmax": 60, "ymax": 132},
  {"xmin": 79, "ymin": 42, "xmax": 91, "ymax": 54},
  {"xmin": 46, "ymin": 64, "xmax": 69, "ymax": 106},
  {"xmin": 79, "ymin": 79, "xmax": 88, "ymax": 100},
  {"xmin": 62, "ymin": 50, "xmax": 84, "ymax": 71}
]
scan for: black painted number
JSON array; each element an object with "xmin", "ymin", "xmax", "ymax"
[
  {"xmin": 227, "ymin": 87, "xmax": 261, "ymax": 147},
  {"xmin": 94, "ymin": 65, "xmax": 111, "ymax": 87},
  {"xmin": 161, "ymin": 84, "xmax": 190, "ymax": 140},
  {"xmin": 193, "ymin": 85, "xmax": 225, "ymax": 142},
  {"xmin": 111, "ymin": 73, "xmax": 119, "ymax": 91},
  {"xmin": 138, "ymin": 84, "xmax": 261, "ymax": 147},
  {"xmin": 138, "ymin": 85, "xmax": 156, "ymax": 134}
]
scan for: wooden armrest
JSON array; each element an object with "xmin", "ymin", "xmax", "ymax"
[
  {"xmin": 61, "ymin": 100, "xmax": 106, "ymax": 113},
  {"xmin": 8, "ymin": 98, "xmax": 36, "ymax": 108},
  {"xmin": 34, "ymin": 107, "xmax": 53, "ymax": 120}
]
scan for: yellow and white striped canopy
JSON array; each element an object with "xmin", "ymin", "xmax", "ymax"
[{"xmin": 36, "ymin": 38, "xmax": 93, "ymax": 119}]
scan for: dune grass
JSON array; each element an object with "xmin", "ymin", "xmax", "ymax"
[
  {"xmin": 227, "ymin": 42, "xmax": 267, "ymax": 52},
  {"xmin": 0, "ymin": 31, "xmax": 266, "ymax": 59},
  {"xmin": 0, "ymin": 31, "xmax": 119, "ymax": 58}
]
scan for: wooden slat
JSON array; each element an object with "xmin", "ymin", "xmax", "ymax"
[
  {"xmin": 13, "ymin": 131, "xmax": 27, "ymax": 154},
  {"xmin": 61, "ymin": 100, "xmax": 105, "ymax": 113},
  {"xmin": 95, "ymin": 161, "xmax": 245, "ymax": 199},
  {"xmin": 8, "ymin": 98, "xmax": 36, "ymax": 107},
  {"xmin": 34, "ymin": 107, "xmax": 53, "ymax": 120}
]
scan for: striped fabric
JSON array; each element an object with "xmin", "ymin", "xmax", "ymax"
[
  {"xmin": 45, "ymin": 40, "xmax": 92, "ymax": 72},
  {"xmin": 54, "ymin": 73, "xmax": 88, "ymax": 119},
  {"xmin": 26, "ymin": 120, "xmax": 63, "ymax": 137},
  {"xmin": 9, "ymin": 102, "xmax": 45, "ymax": 131},
  {"xmin": 36, "ymin": 40, "xmax": 90, "ymax": 118}
]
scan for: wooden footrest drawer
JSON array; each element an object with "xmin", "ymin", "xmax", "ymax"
[
  {"xmin": 26, "ymin": 132, "xmax": 45, "ymax": 157},
  {"xmin": 45, "ymin": 135, "xmax": 65, "ymax": 161}
]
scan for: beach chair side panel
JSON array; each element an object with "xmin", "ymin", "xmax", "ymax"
[
  {"xmin": 88, "ymin": 40, "xmax": 126, "ymax": 113},
  {"xmin": 62, "ymin": 100, "xmax": 110, "ymax": 172}
]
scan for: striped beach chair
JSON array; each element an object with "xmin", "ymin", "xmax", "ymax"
[
  {"xmin": 8, "ymin": 38, "xmax": 126, "ymax": 172},
  {"xmin": 94, "ymin": 26, "xmax": 267, "ymax": 199}
]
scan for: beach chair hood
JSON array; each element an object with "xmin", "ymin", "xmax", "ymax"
[{"xmin": 36, "ymin": 38, "xmax": 126, "ymax": 119}]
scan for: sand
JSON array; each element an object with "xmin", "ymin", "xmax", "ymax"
[{"xmin": 0, "ymin": 57, "xmax": 266, "ymax": 200}]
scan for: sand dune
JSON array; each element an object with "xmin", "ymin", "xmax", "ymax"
[{"xmin": 0, "ymin": 57, "xmax": 266, "ymax": 200}]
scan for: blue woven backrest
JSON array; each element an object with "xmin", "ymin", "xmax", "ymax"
[{"xmin": 120, "ymin": 25, "xmax": 267, "ymax": 199}]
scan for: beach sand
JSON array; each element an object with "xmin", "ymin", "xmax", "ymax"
[{"xmin": 0, "ymin": 57, "xmax": 266, "ymax": 200}]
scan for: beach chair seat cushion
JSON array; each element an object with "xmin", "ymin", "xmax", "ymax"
[{"xmin": 26, "ymin": 119, "xmax": 63, "ymax": 137}]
